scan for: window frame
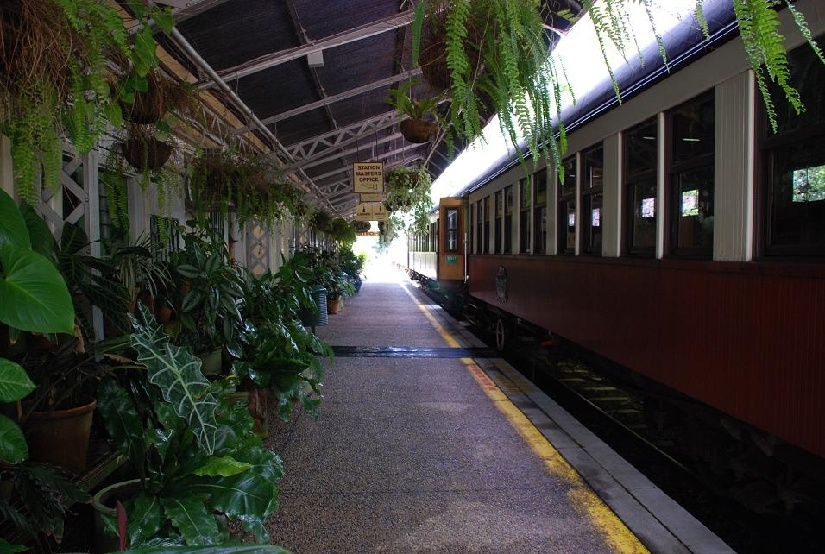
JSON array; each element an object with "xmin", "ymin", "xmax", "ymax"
[
  {"xmin": 580, "ymin": 144, "xmax": 604, "ymax": 256},
  {"xmin": 624, "ymin": 118, "xmax": 659, "ymax": 256},
  {"xmin": 558, "ymin": 156, "xmax": 577, "ymax": 255},
  {"xmin": 667, "ymin": 90, "xmax": 716, "ymax": 258},
  {"xmin": 533, "ymin": 168, "xmax": 547, "ymax": 255}
]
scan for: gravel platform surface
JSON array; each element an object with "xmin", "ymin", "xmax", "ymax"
[{"xmin": 263, "ymin": 265, "xmax": 636, "ymax": 553}]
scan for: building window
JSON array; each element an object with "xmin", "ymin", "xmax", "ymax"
[
  {"xmin": 504, "ymin": 185, "xmax": 514, "ymax": 254},
  {"xmin": 483, "ymin": 196, "xmax": 491, "ymax": 254},
  {"xmin": 494, "ymin": 190, "xmax": 503, "ymax": 253},
  {"xmin": 580, "ymin": 144, "xmax": 603, "ymax": 255},
  {"xmin": 519, "ymin": 177, "xmax": 532, "ymax": 253},
  {"xmin": 625, "ymin": 118, "xmax": 658, "ymax": 255},
  {"xmin": 150, "ymin": 215, "xmax": 180, "ymax": 261},
  {"xmin": 558, "ymin": 156, "xmax": 577, "ymax": 254},
  {"xmin": 668, "ymin": 91, "xmax": 714, "ymax": 257},
  {"xmin": 763, "ymin": 37, "xmax": 825, "ymax": 257}
]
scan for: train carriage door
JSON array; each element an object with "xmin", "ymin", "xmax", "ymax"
[{"xmin": 438, "ymin": 198, "xmax": 464, "ymax": 282}]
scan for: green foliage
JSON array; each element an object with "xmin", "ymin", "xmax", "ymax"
[
  {"xmin": 0, "ymin": 0, "xmax": 173, "ymax": 203},
  {"xmin": 329, "ymin": 217, "xmax": 357, "ymax": 246},
  {"xmin": 386, "ymin": 80, "xmax": 443, "ymax": 119},
  {"xmin": 0, "ymin": 188, "xmax": 93, "ymax": 546},
  {"xmin": 188, "ymin": 148, "xmax": 302, "ymax": 229},
  {"xmin": 413, "ymin": 0, "xmax": 556, "ymax": 164},
  {"xmin": 168, "ymin": 222, "xmax": 246, "ymax": 358},
  {"xmin": 97, "ymin": 307, "xmax": 284, "ymax": 546},
  {"xmin": 385, "ymin": 165, "xmax": 433, "ymax": 236},
  {"xmin": 412, "ymin": 0, "xmax": 825, "ymax": 179},
  {"xmin": 0, "ymin": 190, "xmax": 74, "ymax": 334},
  {"xmin": 234, "ymin": 256, "xmax": 332, "ymax": 420},
  {"xmin": 129, "ymin": 305, "xmax": 219, "ymax": 454}
]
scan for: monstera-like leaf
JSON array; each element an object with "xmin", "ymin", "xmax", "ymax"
[
  {"xmin": 129, "ymin": 305, "xmax": 218, "ymax": 455},
  {"xmin": 0, "ymin": 358, "xmax": 35, "ymax": 464},
  {"xmin": 0, "ymin": 189, "xmax": 74, "ymax": 334}
]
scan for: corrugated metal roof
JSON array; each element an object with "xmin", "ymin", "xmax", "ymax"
[{"xmin": 158, "ymin": 0, "xmax": 583, "ymax": 217}]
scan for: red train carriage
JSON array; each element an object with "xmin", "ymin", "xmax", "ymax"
[{"xmin": 410, "ymin": 0, "xmax": 825, "ymax": 521}]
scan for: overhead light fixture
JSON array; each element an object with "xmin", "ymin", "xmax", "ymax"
[{"xmin": 307, "ymin": 50, "xmax": 324, "ymax": 68}]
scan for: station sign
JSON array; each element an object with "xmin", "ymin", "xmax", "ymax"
[
  {"xmin": 354, "ymin": 202, "xmax": 389, "ymax": 221},
  {"xmin": 353, "ymin": 162, "xmax": 384, "ymax": 193},
  {"xmin": 360, "ymin": 191, "xmax": 384, "ymax": 202}
]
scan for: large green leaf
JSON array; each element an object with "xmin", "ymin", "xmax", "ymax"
[
  {"xmin": 97, "ymin": 378, "xmax": 144, "ymax": 463},
  {"xmin": 189, "ymin": 446, "xmax": 283, "ymax": 523},
  {"xmin": 19, "ymin": 202, "xmax": 54, "ymax": 259},
  {"xmin": 161, "ymin": 495, "xmax": 221, "ymax": 545},
  {"xmin": 0, "ymin": 413, "xmax": 28, "ymax": 463},
  {"xmin": 0, "ymin": 246, "xmax": 74, "ymax": 333},
  {"xmin": 0, "ymin": 189, "xmax": 30, "ymax": 250},
  {"xmin": 0, "ymin": 358, "xmax": 35, "ymax": 402},
  {"xmin": 192, "ymin": 455, "xmax": 252, "ymax": 478},
  {"xmin": 130, "ymin": 306, "xmax": 218, "ymax": 455},
  {"xmin": 128, "ymin": 494, "xmax": 165, "ymax": 547}
]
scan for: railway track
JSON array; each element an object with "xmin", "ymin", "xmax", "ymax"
[{"xmin": 457, "ymin": 310, "xmax": 822, "ymax": 554}]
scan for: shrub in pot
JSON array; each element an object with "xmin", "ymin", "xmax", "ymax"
[
  {"xmin": 0, "ymin": 188, "xmax": 91, "ymax": 547},
  {"xmin": 96, "ymin": 306, "xmax": 284, "ymax": 548}
]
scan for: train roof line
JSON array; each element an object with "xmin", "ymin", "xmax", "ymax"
[{"xmin": 459, "ymin": 0, "xmax": 738, "ymax": 197}]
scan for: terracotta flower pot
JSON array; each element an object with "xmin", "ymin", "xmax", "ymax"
[
  {"xmin": 122, "ymin": 136, "xmax": 174, "ymax": 172},
  {"xmin": 24, "ymin": 398, "xmax": 98, "ymax": 474},
  {"xmin": 400, "ymin": 118, "xmax": 438, "ymax": 143}
]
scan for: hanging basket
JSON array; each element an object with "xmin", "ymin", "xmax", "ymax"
[
  {"xmin": 122, "ymin": 135, "xmax": 174, "ymax": 171},
  {"xmin": 400, "ymin": 118, "xmax": 438, "ymax": 143},
  {"xmin": 419, "ymin": 4, "xmax": 486, "ymax": 92},
  {"xmin": 353, "ymin": 220, "xmax": 371, "ymax": 233},
  {"xmin": 122, "ymin": 70, "xmax": 191, "ymax": 125}
]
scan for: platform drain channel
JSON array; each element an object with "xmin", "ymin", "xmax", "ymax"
[{"xmin": 331, "ymin": 346, "xmax": 498, "ymax": 358}]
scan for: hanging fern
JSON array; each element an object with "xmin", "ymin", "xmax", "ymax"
[
  {"xmin": 0, "ymin": 0, "xmax": 173, "ymax": 200},
  {"xmin": 413, "ymin": 0, "xmax": 825, "ymax": 180}
]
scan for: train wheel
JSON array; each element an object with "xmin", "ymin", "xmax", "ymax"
[{"xmin": 495, "ymin": 317, "xmax": 506, "ymax": 351}]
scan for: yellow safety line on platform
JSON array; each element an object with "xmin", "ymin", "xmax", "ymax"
[{"xmin": 407, "ymin": 284, "xmax": 649, "ymax": 554}]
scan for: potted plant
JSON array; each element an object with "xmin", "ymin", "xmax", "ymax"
[
  {"xmin": 328, "ymin": 217, "xmax": 357, "ymax": 247},
  {"xmin": 234, "ymin": 257, "xmax": 333, "ymax": 422},
  {"xmin": 94, "ymin": 305, "xmax": 284, "ymax": 548},
  {"xmin": 384, "ymin": 164, "xmax": 433, "ymax": 223},
  {"xmin": 106, "ymin": 232, "xmax": 174, "ymax": 315},
  {"xmin": 0, "ymin": 188, "xmax": 92, "ymax": 547},
  {"xmin": 188, "ymin": 148, "xmax": 297, "ymax": 228},
  {"xmin": 386, "ymin": 81, "xmax": 443, "ymax": 143},
  {"xmin": 0, "ymin": 0, "xmax": 174, "ymax": 204},
  {"xmin": 168, "ymin": 221, "xmax": 246, "ymax": 373}
]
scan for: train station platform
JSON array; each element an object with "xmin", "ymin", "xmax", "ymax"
[{"xmin": 264, "ymin": 261, "xmax": 733, "ymax": 553}]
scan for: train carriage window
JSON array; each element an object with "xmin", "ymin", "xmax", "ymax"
[
  {"xmin": 625, "ymin": 118, "xmax": 658, "ymax": 255},
  {"xmin": 581, "ymin": 144, "xmax": 603, "ymax": 256},
  {"xmin": 476, "ymin": 200, "xmax": 484, "ymax": 254},
  {"xmin": 668, "ymin": 91, "xmax": 715, "ymax": 257},
  {"xmin": 445, "ymin": 208, "xmax": 459, "ymax": 252},
  {"xmin": 483, "ymin": 196, "xmax": 491, "ymax": 254},
  {"xmin": 520, "ymin": 177, "xmax": 532, "ymax": 253},
  {"xmin": 495, "ymin": 190, "xmax": 504, "ymax": 253},
  {"xmin": 533, "ymin": 168, "xmax": 547, "ymax": 254},
  {"xmin": 504, "ymin": 185, "xmax": 514, "ymax": 254},
  {"xmin": 558, "ymin": 156, "xmax": 577, "ymax": 255},
  {"xmin": 469, "ymin": 202, "xmax": 475, "ymax": 254},
  {"xmin": 763, "ymin": 37, "xmax": 825, "ymax": 257}
]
